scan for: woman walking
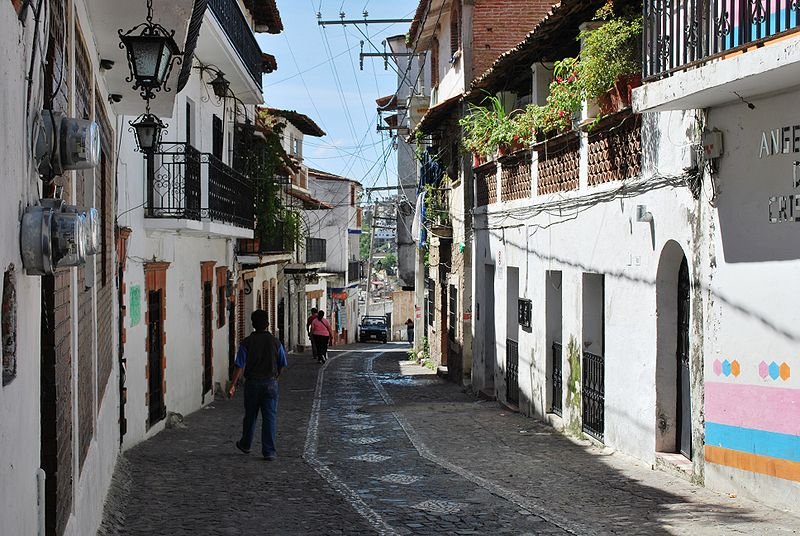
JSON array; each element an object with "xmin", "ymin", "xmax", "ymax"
[{"xmin": 310, "ymin": 310, "xmax": 334, "ymax": 363}]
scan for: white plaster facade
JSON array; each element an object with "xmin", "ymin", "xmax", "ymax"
[{"xmin": 307, "ymin": 171, "xmax": 363, "ymax": 342}]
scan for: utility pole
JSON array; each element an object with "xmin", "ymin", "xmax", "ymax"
[{"xmin": 364, "ymin": 203, "xmax": 378, "ymax": 316}]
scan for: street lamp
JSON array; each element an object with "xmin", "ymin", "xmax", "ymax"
[
  {"xmin": 129, "ymin": 105, "xmax": 166, "ymax": 154},
  {"xmin": 119, "ymin": 0, "xmax": 182, "ymax": 101}
]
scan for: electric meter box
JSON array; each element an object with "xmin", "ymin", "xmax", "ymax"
[
  {"xmin": 83, "ymin": 208, "xmax": 101, "ymax": 255},
  {"xmin": 20, "ymin": 199, "xmax": 100, "ymax": 275},
  {"xmin": 36, "ymin": 111, "xmax": 101, "ymax": 177}
]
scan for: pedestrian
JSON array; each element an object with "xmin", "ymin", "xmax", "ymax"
[
  {"xmin": 307, "ymin": 307, "xmax": 318, "ymax": 360},
  {"xmin": 310, "ymin": 310, "xmax": 334, "ymax": 363},
  {"xmin": 229, "ymin": 309, "xmax": 287, "ymax": 461},
  {"xmin": 406, "ymin": 318, "xmax": 414, "ymax": 343}
]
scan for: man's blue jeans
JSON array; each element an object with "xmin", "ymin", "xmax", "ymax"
[{"xmin": 239, "ymin": 378, "xmax": 279, "ymax": 457}]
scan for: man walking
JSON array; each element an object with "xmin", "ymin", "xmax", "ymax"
[{"xmin": 229, "ymin": 309, "xmax": 287, "ymax": 460}]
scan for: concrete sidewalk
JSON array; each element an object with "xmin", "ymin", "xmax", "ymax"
[{"xmin": 372, "ymin": 349, "xmax": 800, "ymax": 535}]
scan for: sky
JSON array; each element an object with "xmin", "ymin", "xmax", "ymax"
[{"xmin": 256, "ymin": 1, "xmax": 418, "ymax": 196}]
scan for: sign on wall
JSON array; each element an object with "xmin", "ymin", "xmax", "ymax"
[
  {"xmin": 129, "ymin": 285, "xmax": 141, "ymax": 327},
  {"xmin": 762, "ymin": 124, "xmax": 800, "ymax": 223}
]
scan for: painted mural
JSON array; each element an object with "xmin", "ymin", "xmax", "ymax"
[{"xmin": 705, "ymin": 358, "xmax": 799, "ymax": 482}]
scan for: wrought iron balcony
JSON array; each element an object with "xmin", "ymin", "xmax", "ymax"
[
  {"xmin": 644, "ymin": 0, "xmax": 800, "ymax": 79},
  {"xmin": 305, "ymin": 237, "xmax": 326, "ymax": 263},
  {"xmin": 207, "ymin": 0, "xmax": 263, "ymax": 90},
  {"xmin": 237, "ymin": 224, "xmax": 292, "ymax": 256},
  {"xmin": 146, "ymin": 143, "xmax": 254, "ymax": 230}
]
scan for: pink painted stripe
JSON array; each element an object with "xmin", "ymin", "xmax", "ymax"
[{"xmin": 705, "ymin": 382, "xmax": 800, "ymax": 437}]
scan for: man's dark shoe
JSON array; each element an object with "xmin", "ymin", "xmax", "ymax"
[
  {"xmin": 264, "ymin": 454, "xmax": 277, "ymax": 461},
  {"xmin": 235, "ymin": 440, "xmax": 250, "ymax": 454}
]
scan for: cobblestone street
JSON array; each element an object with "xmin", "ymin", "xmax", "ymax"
[{"xmin": 100, "ymin": 345, "xmax": 800, "ymax": 535}]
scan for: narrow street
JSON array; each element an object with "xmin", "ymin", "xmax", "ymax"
[{"xmin": 100, "ymin": 345, "xmax": 800, "ymax": 536}]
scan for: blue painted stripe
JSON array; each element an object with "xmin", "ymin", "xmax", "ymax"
[{"xmin": 706, "ymin": 422, "xmax": 800, "ymax": 463}]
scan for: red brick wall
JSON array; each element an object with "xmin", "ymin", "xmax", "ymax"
[
  {"xmin": 75, "ymin": 23, "xmax": 95, "ymax": 473},
  {"xmin": 472, "ymin": 0, "xmax": 553, "ymax": 80},
  {"xmin": 41, "ymin": 1, "xmax": 74, "ymax": 533},
  {"xmin": 96, "ymin": 90, "xmax": 115, "ymax": 401}
]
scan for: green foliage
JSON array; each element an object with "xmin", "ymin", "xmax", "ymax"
[
  {"xmin": 360, "ymin": 216, "xmax": 371, "ymax": 259},
  {"xmin": 578, "ymin": 8, "xmax": 643, "ymax": 100},
  {"xmin": 424, "ymin": 174, "xmax": 450, "ymax": 226},
  {"xmin": 414, "ymin": 129, "xmax": 426, "ymax": 161},
  {"xmin": 383, "ymin": 252, "xmax": 397, "ymax": 269},
  {"xmin": 510, "ymin": 57, "xmax": 582, "ymax": 142},
  {"xmin": 459, "ymin": 94, "xmax": 516, "ymax": 157}
]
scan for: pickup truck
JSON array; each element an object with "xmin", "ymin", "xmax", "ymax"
[{"xmin": 358, "ymin": 316, "xmax": 388, "ymax": 343}]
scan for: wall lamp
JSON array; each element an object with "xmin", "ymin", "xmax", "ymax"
[
  {"xmin": 636, "ymin": 205, "xmax": 654, "ymax": 223},
  {"xmin": 118, "ymin": 0, "xmax": 182, "ymax": 101}
]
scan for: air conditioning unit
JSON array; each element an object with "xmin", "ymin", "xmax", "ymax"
[
  {"xmin": 35, "ymin": 111, "xmax": 101, "ymax": 177},
  {"xmin": 20, "ymin": 199, "xmax": 101, "ymax": 275}
]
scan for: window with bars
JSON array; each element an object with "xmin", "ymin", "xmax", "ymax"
[{"xmin": 425, "ymin": 278, "xmax": 435, "ymax": 328}]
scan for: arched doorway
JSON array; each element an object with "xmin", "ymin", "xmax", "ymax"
[{"xmin": 655, "ymin": 241, "xmax": 692, "ymax": 459}]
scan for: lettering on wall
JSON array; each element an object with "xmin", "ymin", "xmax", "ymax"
[{"xmin": 761, "ymin": 124, "xmax": 800, "ymax": 223}]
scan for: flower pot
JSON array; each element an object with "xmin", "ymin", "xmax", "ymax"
[
  {"xmin": 472, "ymin": 152, "xmax": 485, "ymax": 168},
  {"xmin": 597, "ymin": 90, "xmax": 616, "ymax": 115},
  {"xmin": 612, "ymin": 74, "xmax": 642, "ymax": 110},
  {"xmin": 497, "ymin": 144, "xmax": 510, "ymax": 157},
  {"xmin": 509, "ymin": 136, "xmax": 525, "ymax": 153}
]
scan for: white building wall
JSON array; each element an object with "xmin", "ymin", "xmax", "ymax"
[
  {"xmin": 117, "ymin": 74, "xmax": 248, "ymax": 449},
  {"xmin": 474, "ymin": 109, "xmax": 698, "ymax": 465},
  {"xmin": 697, "ymin": 89, "xmax": 800, "ymax": 510},
  {"xmin": 0, "ymin": 4, "xmax": 45, "ymax": 533}
]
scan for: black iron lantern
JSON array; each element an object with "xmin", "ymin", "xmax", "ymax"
[
  {"xmin": 209, "ymin": 70, "xmax": 230, "ymax": 99},
  {"xmin": 119, "ymin": 0, "xmax": 182, "ymax": 101},
  {"xmin": 129, "ymin": 107, "xmax": 166, "ymax": 154}
]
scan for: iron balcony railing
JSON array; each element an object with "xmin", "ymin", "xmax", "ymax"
[
  {"xmin": 348, "ymin": 261, "xmax": 361, "ymax": 283},
  {"xmin": 208, "ymin": 154, "xmax": 254, "ymax": 228},
  {"xmin": 207, "ymin": 0, "xmax": 263, "ymax": 90},
  {"xmin": 306, "ymin": 237, "xmax": 326, "ymax": 263},
  {"xmin": 146, "ymin": 143, "xmax": 254, "ymax": 230},
  {"xmin": 237, "ymin": 223, "xmax": 290, "ymax": 255},
  {"xmin": 644, "ymin": 0, "xmax": 800, "ymax": 79}
]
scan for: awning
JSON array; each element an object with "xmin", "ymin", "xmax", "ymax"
[
  {"xmin": 287, "ymin": 189, "xmax": 334, "ymax": 210},
  {"xmin": 263, "ymin": 108, "xmax": 326, "ymax": 137},
  {"xmin": 411, "ymin": 95, "xmax": 461, "ymax": 136},
  {"xmin": 376, "ymin": 94, "xmax": 398, "ymax": 111}
]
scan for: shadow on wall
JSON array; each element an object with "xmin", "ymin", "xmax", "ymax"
[
  {"xmin": 711, "ymin": 97, "xmax": 800, "ymax": 263},
  {"xmin": 495, "ymin": 231, "xmax": 800, "ymax": 344}
]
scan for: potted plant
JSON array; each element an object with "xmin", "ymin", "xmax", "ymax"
[
  {"xmin": 460, "ymin": 93, "xmax": 516, "ymax": 161},
  {"xmin": 578, "ymin": 5, "xmax": 643, "ymax": 113},
  {"xmin": 511, "ymin": 57, "xmax": 583, "ymax": 141}
]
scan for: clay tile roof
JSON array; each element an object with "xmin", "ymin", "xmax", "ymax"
[
  {"xmin": 410, "ymin": 94, "xmax": 460, "ymax": 136},
  {"xmin": 262, "ymin": 53, "xmax": 277, "ymax": 74},
  {"xmin": 376, "ymin": 94, "xmax": 398, "ymax": 111},
  {"xmin": 307, "ymin": 168, "xmax": 362, "ymax": 186},
  {"xmin": 264, "ymin": 108, "xmax": 326, "ymax": 137},
  {"xmin": 288, "ymin": 189, "xmax": 334, "ymax": 210},
  {"xmin": 468, "ymin": 0, "xmax": 608, "ymax": 96},
  {"xmin": 245, "ymin": 0, "xmax": 284, "ymax": 34}
]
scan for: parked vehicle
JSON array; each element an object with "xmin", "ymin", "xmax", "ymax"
[{"xmin": 359, "ymin": 316, "xmax": 388, "ymax": 343}]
